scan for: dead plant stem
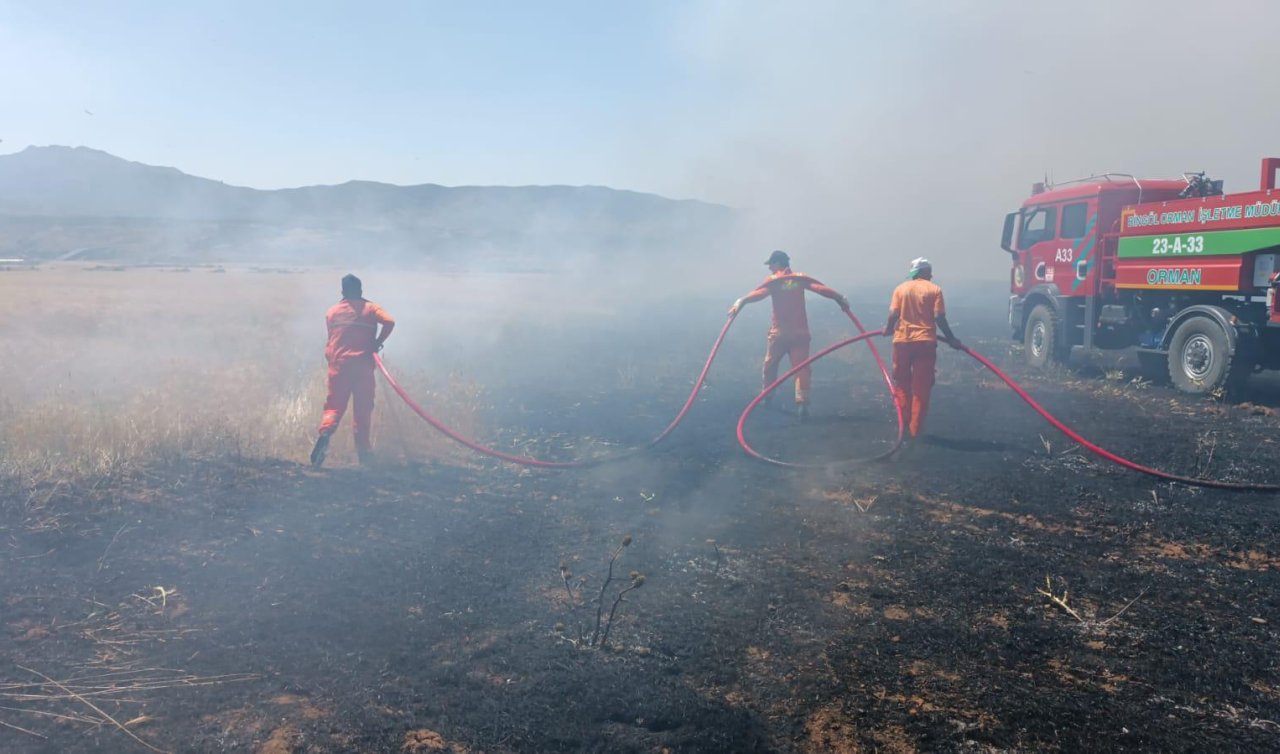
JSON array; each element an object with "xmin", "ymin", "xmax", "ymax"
[
  {"xmin": 1037, "ymin": 576, "xmax": 1084, "ymax": 623},
  {"xmin": 560, "ymin": 569, "xmax": 575, "ymax": 605},
  {"xmin": 1097, "ymin": 586, "xmax": 1150, "ymax": 627},
  {"xmin": 18, "ymin": 666, "xmax": 169, "ymax": 754},
  {"xmin": 590, "ymin": 543, "xmax": 625, "ymax": 647},
  {"xmin": 97, "ymin": 523, "xmax": 129, "ymax": 573},
  {"xmin": 0, "ymin": 717, "xmax": 45, "ymax": 739},
  {"xmin": 600, "ymin": 583, "xmax": 641, "ymax": 647},
  {"xmin": 0, "ymin": 704, "xmax": 101, "ymax": 725}
]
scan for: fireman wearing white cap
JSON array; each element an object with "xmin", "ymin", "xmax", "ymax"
[{"xmin": 882, "ymin": 258, "xmax": 962, "ymax": 448}]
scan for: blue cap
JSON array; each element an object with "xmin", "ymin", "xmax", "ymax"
[{"xmin": 765, "ymin": 250, "xmax": 790, "ymax": 267}]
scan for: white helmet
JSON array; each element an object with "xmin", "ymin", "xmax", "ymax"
[{"xmin": 909, "ymin": 257, "xmax": 932, "ymax": 278}]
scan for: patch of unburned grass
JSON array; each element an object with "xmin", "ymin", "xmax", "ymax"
[{"xmin": 0, "ymin": 265, "xmax": 481, "ymax": 508}]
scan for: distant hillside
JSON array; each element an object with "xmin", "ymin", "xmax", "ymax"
[{"xmin": 0, "ymin": 146, "xmax": 734, "ymax": 267}]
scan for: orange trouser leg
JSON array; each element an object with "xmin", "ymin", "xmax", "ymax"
[
  {"xmin": 319, "ymin": 363, "xmax": 353, "ymax": 437},
  {"xmin": 892, "ymin": 341, "xmax": 937, "ymax": 438},
  {"xmin": 762, "ymin": 333, "xmax": 787, "ymax": 392},
  {"xmin": 350, "ymin": 363, "xmax": 376, "ymax": 453},
  {"xmin": 908, "ymin": 342, "xmax": 937, "ymax": 438},
  {"xmin": 891, "ymin": 342, "xmax": 913, "ymax": 433},
  {"xmin": 789, "ymin": 338, "xmax": 812, "ymax": 403},
  {"xmin": 764, "ymin": 332, "xmax": 811, "ymax": 403}
]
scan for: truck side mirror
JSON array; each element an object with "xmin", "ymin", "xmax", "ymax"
[{"xmin": 1001, "ymin": 211, "xmax": 1018, "ymax": 254}]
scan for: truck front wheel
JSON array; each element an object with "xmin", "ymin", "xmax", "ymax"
[
  {"xmin": 1166, "ymin": 316, "xmax": 1243, "ymax": 396},
  {"xmin": 1024, "ymin": 305, "xmax": 1063, "ymax": 369}
]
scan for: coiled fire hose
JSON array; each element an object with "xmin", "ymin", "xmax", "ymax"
[
  {"xmin": 736, "ymin": 330, "xmax": 1280, "ymax": 491},
  {"xmin": 736, "ymin": 329, "xmax": 891, "ymax": 469},
  {"xmin": 377, "ymin": 307, "xmax": 1279, "ymax": 491}
]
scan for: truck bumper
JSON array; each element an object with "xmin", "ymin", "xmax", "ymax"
[{"xmin": 1009, "ymin": 295, "xmax": 1025, "ymax": 339}]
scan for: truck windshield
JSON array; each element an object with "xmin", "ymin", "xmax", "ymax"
[{"xmin": 1018, "ymin": 206, "xmax": 1057, "ymax": 250}]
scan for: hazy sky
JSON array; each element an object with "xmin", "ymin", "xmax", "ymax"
[
  {"xmin": 4, "ymin": 0, "xmax": 1280, "ymax": 278},
  {"xmin": 0, "ymin": 1, "xmax": 729, "ymax": 194}
]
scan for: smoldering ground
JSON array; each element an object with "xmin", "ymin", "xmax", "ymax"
[
  {"xmin": 5, "ymin": 262, "xmax": 1280, "ymax": 752},
  {"xmin": 0, "ymin": 262, "xmax": 904, "ymax": 750}
]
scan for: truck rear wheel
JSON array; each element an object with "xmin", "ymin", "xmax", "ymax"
[
  {"xmin": 1166, "ymin": 316, "xmax": 1243, "ymax": 396},
  {"xmin": 1024, "ymin": 304, "xmax": 1064, "ymax": 369}
]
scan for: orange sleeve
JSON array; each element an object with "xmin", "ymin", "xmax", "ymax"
[
  {"xmin": 806, "ymin": 281, "xmax": 844, "ymax": 301},
  {"xmin": 889, "ymin": 286, "xmax": 903, "ymax": 314},
  {"xmin": 740, "ymin": 285, "xmax": 770, "ymax": 304},
  {"xmin": 934, "ymin": 289, "xmax": 945, "ymax": 317},
  {"xmin": 374, "ymin": 304, "xmax": 395, "ymax": 341}
]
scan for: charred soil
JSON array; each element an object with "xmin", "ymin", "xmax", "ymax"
[{"xmin": 4, "ymin": 326, "xmax": 1280, "ymax": 753}]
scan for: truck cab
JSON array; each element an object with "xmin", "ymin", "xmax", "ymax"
[
  {"xmin": 1003, "ymin": 160, "xmax": 1280, "ymax": 395},
  {"xmin": 1004, "ymin": 177, "xmax": 1187, "ymax": 367}
]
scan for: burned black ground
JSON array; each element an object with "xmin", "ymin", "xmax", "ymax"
[{"xmin": 4, "ymin": 304, "xmax": 1280, "ymax": 753}]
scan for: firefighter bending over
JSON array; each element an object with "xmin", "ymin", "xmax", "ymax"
[
  {"xmin": 730, "ymin": 250, "xmax": 851, "ymax": 421},
  {"xmin": 311, "ymin": 274, "xmax": 395, "ymax": 468},
  {"xmin": 882, "ymin": 258, "xmax": 962, "ymax": 452}
]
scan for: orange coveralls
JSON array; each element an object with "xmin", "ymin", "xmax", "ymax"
[
  {"xmin": 888, "ymin": 278, "xmax": 945, "ymax": 438},
  {"xmin": 741, "ymin": 270, "xmax": 846, "ymax": 404},
  {"xmin": 318, "ymin": 298, "xmax": 395, "ymax": 452}
]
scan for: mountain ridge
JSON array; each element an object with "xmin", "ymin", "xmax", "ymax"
[{"xmin": 0, "ymin": 146, "xmax": 733, "ymax": 266}]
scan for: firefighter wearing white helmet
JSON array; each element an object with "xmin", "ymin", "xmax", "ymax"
[{"xmin": 882, "ymin": 257, "xmax": 963, "ymax": 453}]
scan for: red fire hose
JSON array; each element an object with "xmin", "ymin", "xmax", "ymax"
[
  {"xmin": 376, "ymin": 307, "xmax": 901, "ymax": 468},
  {"xmin": 375, "ymin": 314, "xmax": 738, "ymax": 468},
  {"xmin": 736, "ymin": 329, "xmax": 891, "ymax": 469},
  {"xmin": 962, "ymin": 348, "xmax": 1280, "ymax": 492},
  {"xmin": 377, "ymin": 305, "xmax": 1278, "ymax": 491},
  {"xmin": 841, "ymin": 309, "xmax": 906, "ymax": 461},
  {"xmin": 736, "ymin": 331, "xmax": 1280, "ymax": 491}
]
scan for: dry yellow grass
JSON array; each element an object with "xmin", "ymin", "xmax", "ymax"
[{"xmin": 0, "ymin": 264, "xmax": 487, "ymax": 498}]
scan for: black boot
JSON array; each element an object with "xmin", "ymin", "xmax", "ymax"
[
  {"xmin": 797, "ymin": 402, "xmax": 810, "ymax": 422},
  {"xmin": 310, "ymin": 433, "xmax": 331, "ymax": 468}
]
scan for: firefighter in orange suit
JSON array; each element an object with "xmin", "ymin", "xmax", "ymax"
[
  {"xmin": 882, "ymin": 257, "xmax": 962, "ymax": 450},
  {"xmin": 311, "ymin": 274, "xmax": 395, "ymax": 467},
  {"xmin": 730, "ymin": 250, "xmax": 851, "ymax": 421}
]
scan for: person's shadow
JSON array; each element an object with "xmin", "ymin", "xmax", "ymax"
[{"xmin": 919, "ymin": 434, "xmax": 1010, "ymax": 452}]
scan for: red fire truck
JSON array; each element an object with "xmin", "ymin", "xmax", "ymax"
[{"xmin": 1004, "ymin": 158, "xmax": 1280, "ymax": 395}]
